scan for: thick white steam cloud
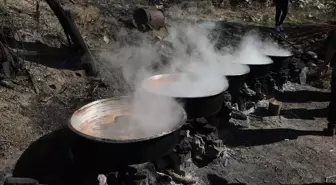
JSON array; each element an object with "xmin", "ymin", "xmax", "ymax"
[
  {"xmin": 98, "ymin": 21, "xmax": 291, "ymax": 140},
  {"xmin": 242, "ymin": 32, "xmax": 292, "ymax": 57}
]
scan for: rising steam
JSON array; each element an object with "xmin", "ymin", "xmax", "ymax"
[{"xmin": 98, "ymin": 21, "xmax": 290, "ymax": 139}]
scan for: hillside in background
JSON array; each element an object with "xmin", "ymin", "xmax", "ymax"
[{"xmin": 1, "ymin": 0, "xmax": 336, "ymax": 49}]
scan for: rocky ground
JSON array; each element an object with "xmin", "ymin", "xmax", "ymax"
[
  {"xmin": 191, "ymin": 83, "xmax": 336, "ymax": 185},
  {"xmin": 1, "ymin": 0, "xmax": 336, "ymax": 185}
]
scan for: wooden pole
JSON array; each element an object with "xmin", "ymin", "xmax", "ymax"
[{"xmin": 268, "ymin": 98, "xmax": 282, "ymax": 116}]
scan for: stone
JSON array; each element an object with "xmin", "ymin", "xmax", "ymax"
[
  {"xmin": 156, "ymin": 172, "xmax": 172, "ymax": 183},
  {"xmin": 203, "ymin": 132, "xmax": 218, "ymax": 145},
  {"xmin": 299, "ymin": 67, "xmax": 309, "ymax": 85},
  {"xmin": 213, "ymin": 140, "xmax": 224, "ymax": 148},
  {"xmin": 193, "ymin": 155, "xmax": 203, "ymax": 162},
  {"xmin": 308, "ymin": 62, "xmax": 317, "ymax": 67},
  {"xmin": 223, "ymin": 92, "xmax": 232, "ymax": 102},
  {"xmin": 181, "ymin": 158, "xmax": 192, "ymax": 169},
  {"xmin": 307, "ymin": 51, "xmax": 317, "ymax": 59},
  {"xmin": 176, "ymin": 138, "xmax": 192, "ymax": 155},
  {"xmin": 194, "ymin": 118, "xmax": 208, "ymax": 125},
  {"xmin": 191, "ymin": 136, "xmax": 205, "ymax": 157},
  {"xmin": 205, "ymin": 146, "xmax": 223, "ymax": 160},
  {"xmin": 180, "ymin": 130, "xmax": 187, "ymax": 138},
  {"xmin": 240, "ymin": 86, "xmax": 256, "ymax": 97},
  {"xmin": 232, "ymin": 103, "xmax": 239, "ymax": 111},
  {"xmin": 103, "ymin": 35, "xmax": 110, "ymax": 44},
  {"xmin": 98, "ymin": 174, "xmax": 107, "ymax": 185},
  {"xmin": 230, "ymin": 110, "xmax": 247, "ymax": 120},
  {"xmin": 198, "ymin": 123, "xmax": 216, "ymax": 135},
  {"xmin": 245, "ymin": 102, "xmax": 255, "ymax": 110},
  {"xmin": 179, "ymin": 152, "xmax": 192, "ymax": 162}
]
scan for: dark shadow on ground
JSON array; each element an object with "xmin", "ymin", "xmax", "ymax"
[
  {"xmin": 13, "ymin": 128, "xmax": 122, "ymax": 185},
  {"xmin": 207, "ymin": 174, "xmax": 246, "ymax": 185},
  {"xmin": 13, "ymin": 127, "xmax": 176, "ymax": 185},
  {"xmin": 4, "ymin": 37, "xmax": 84, "ymax": 70},
  {"xmin": 13, "ymin": 128, "xmax": 79, "ymax": 185},
  {"xmin": 252, "ymin": 106, "xmax": 328, "ymax": 120},
  {"xmin": 296, "ymin": 184, "xmax": 336, "ymax": 185},
  {"xmin": 274, "ymin": 90, "xmax": 330, "ymax": 103},
  {"xmin": 207, "ymin": 174, "xmax": 336, "ymax": 185},
  {"xmin": 219, "ymin": 123, "xmax": 325, "ymax": 147},
  {"xmin": 280, "ymin": 107, "xmax": 328, "ymax": 120}
]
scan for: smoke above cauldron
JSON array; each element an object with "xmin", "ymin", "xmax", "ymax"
[{"xmin": 98, "ymin": 21, "xmax": 290, "ymax": 139}]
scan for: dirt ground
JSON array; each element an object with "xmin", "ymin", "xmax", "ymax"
[
  {"xmin": 194, "ymin": 84, "xmax": 336, "ymax": 185},
  {"xmin": 1, "ymin": 0, "xmax": 336, "ymax": 185}
]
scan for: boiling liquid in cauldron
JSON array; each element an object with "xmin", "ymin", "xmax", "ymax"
[
  {"xmin": 185, "ymin": 62, "xmax": 250, "ymax": 76},
  {"xmin": 257, "ymin": 41, "xmax": 292, "ymax": 57},
  {"xmin": 73, "ymin": 97, "xmax": 185, "ymax": 142},
  {"xmin": 99, "ymin": 115, "xmax": 147, "ymax": 140},
  {"xmin": 143, "ymin": 73, "xmax": 226, "ymax": 98},
  {"xmin": 259, "ymin": 47, "xmax": 292, "ymax": 57}
]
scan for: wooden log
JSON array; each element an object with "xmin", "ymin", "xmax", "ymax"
[
  {"xmin": 268, "ymin": 98, "xmax": 282, "ymax": 116},
  {"xmin": 45, "ymin": 0, "xmax": 98, "ymax": 76}
]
